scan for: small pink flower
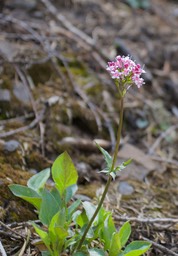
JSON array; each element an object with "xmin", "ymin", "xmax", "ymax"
[{"xmin": 106, "ymin": 55, "xmax": 145, "ymax": 93}]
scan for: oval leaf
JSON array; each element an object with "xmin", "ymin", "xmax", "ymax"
[
  {"xmin": 65, "ymin": 184, "xmax": 78, "ymax": 203},
  {"xmin": 118, "ymin": 221, "xmax": 131, "ymax": 248},
  {"xmin": 68, "ymin": 199, "xmax": 81, "ymax": 220},
  {"xmin": 9, "ymin": 184, "xmax": 41, "ymax": 210},
  {"xmin": 52, "ymin": 152, "xmax": 78, "ymax": 195},
  {"xmin": 83, "ymin": 201, "xmax": 97, "ymax": 223},
  {"xmin": 27, "ymin": 168, "xmax": 50, "ymax": 193},
  {"xmin": 39, "ymin": 189, "xmax": 60, "ymax": 225},
  {"xmin": 102, "ymin": 214, "xmax": 116, "ymax": 250},
  {"xmin": 109, "ymin": 232, "xmax": 121, "ymax": 256},
  {"xmin": 32, "ymin": 222, "xmax": 50, "ymax": 245},
  {"xmin": 123, "ymin": 241, "xmax": 151, "ymax": 256}
]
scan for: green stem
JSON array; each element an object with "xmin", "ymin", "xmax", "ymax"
[
  {"xmin": 111, "ymin": 97, "xmax": 124, "ymax": 171},
  {"xmin": 74, "ymin": 98, "xmax": 124, "ymax": 253}
]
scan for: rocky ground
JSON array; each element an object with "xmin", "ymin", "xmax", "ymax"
[{"xmin": 0, "ymin": 0, "xmax": 178, "ymax": 255}]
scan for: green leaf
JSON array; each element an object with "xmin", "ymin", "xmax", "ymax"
[
  {"xmin": 92, "ymin": 207, "xmax": 106, "ymax": 239},
  {"xmin": 123, "ymin": 241, "xmax": 151, "ymax": 256},
  {"xmin": 114, "ymin": 159, "xmax": 132, "ymax": 173},
  {"xmin": 50, "ymin": 187, "xmax": 62, "ymax": 208},
  {"xmin": 27, "ymin": 168, "xmax": 50, "ymax": 193},
  {"xmin": 117, "ymin": 252, "xmax": 124, "ymax": 256},
  {"xmin": 123, "ymin": 159, "xmax": 132, "ymax": 166},
  {"xmin": 95, "ymin": 142, "xmax": 112, "ymax": 169},
  {"xmin": 89, "ymin": 248, "xmax": 106, "ymax": 256},
  {"xmin": 39, "ymin": 189, "xmax": 60, "ymax": 225},
  {"xmin": 109, "ymin": 232, "xmax": 122, "ymax": 256},
  {"xmin": 49, "ymin": 222, "xmax": 68, "ymax": 252},
  {"xmin": 68, "ymin": 199, "xmax": 81, "ymax": 220},
  {"xmin": 49, "ymin": 210, "xmax": 65, "ymax": 232},
  {"xmin": 100, "ymin": 168, "xmax": 109, "ymax": 174},
  {"xmin": 47, "ymin": 210, "xmax": 68, "ymax": 254},
  {"xmin": 41, "ymin": 252, "xmax": 51, "ymax": 256},
  {"xmin": 110, "ymin": 172, "xmax": 116, "ymax": 180},
  {"xmin": 118, "ymin": 221, "xmax": 131, "ymax": 248},
  {"xmin": 65, "ymin": 184, "xmax": 78, "ymax": 203},
  {"xmin": 53, "ymin": 226, "xmax": 68, "ymax": 240},
  {"xmin": 75, "ymin": 210, "xmax": 88, "ymax": 228},
  {"xmin": 83, "ymin": 201, "xmax": 97, "ymax": 223},
  {"xmin": 97, "ymin": 207, "xmax": 107, "ymax": 223},
  {"xmin": 9, "ymin": 184, "xmax": 41, "ymax": 210},
  {"xmin": 31, "ymin": 222, "xmax": 51, "ymax": 248},
  {"xmin": 81, "ymin": 223, "xmax": 94, "ymax": 239},
  {"xmin": 52, "ymin": 152, "xmax": 78, "ymax": 196},
  {"xmin": 102, "ymin": 214, "xmax": 116, "ymax": 250},
  {"xmin": 72, "ymin": 210, "xmax": 82, "ymax": 222},
  {"xmin": 64, "ymin": 234, "xmax": 77, "ymax": 249}
]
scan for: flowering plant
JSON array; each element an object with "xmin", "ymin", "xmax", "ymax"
[
  {"xmin": 106, "ymin": 55, "xmax": 145, "ymax": 97},
  {"xmin": 9, "ymin": 56, "xmax": 151, "ymax": 256}
]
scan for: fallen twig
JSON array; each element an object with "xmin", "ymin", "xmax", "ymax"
[
  {"xmin": 142, "ymin": 236, "xmax": 178, "ymax": 256},
  {"xmin": 0, "ymin": 109, "xmax": 45, "ymax": 138},
  {"xmin": 0, "ymin": 113, "xmax": 34, "ymax": 125},
  {"xmin": 114, "ymin": 215, "xmax": 178, "ymax": 224},
  {"xmin": 0, "ymin": 221, "xmax": 25, "ymax": 239},
  {"xmin": 0, "ymin": 230, "xmax": 24, "ymax": 240}
]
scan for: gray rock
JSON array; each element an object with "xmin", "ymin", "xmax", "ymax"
[
  {"xmin": 0, "ymin": 89, "xmax": 11, "ymax": 102},
  {"xmin": 4, "ymin": 140, "xmax": 20, "ymax": 152},
  {"xmin": 117, "ymin": 181, "xmax": 134, "ymax": 195},
  {"xmin": 13, "ymin": 82, "xmax": 30, "ymax": 104}
]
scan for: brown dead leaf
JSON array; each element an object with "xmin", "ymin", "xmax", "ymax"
[
  {"xmin": 119, "ymin": 143, "xmax": 156, "ymax": 170},
  {"xmin": 117, "ymin": 143, "xmax": 162, "ymax": 181}
]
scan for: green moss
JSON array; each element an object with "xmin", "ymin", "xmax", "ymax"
[
  {"xmin": 25, "ymin": 151, "xmax": 51, "ymax": 171},
  {"xmin": 0, "ymin": 75, "xmax": 13, "ymax": 90},
  {"xmin": 0, "ymin": 147, "xmax": 24, "ymax": 169},
  {"xmin": 28, "ymin": 62, "xmax": 53, "ymax": 85},
  {"xmin": 0, "ymin": 161, "xmax": 37, "ymax": 222},
  {"xmin": 69, "ymin": 66, "xmax": 88, "ymax": 77}
]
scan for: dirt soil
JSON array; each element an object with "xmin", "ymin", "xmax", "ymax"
[{"xmin": 0, "ymin": 0, "xmax": 178, "ymax": 255}]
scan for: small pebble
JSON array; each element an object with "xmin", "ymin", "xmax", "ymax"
[
  {"xmin": 117, "ymin": 181, "xmax": 134, "ymax": 195},
  {"xmin": 4, "ymin": 140, "xmax": 20, "ymax": 152},
  {"xmin": 13, "ymin": 82, "xmax": 30, "ymax": 104}
]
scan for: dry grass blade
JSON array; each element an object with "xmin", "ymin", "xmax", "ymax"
[
  {"xmin": 15, "ymin": 229, "xmax": 31, "ymax": 256},
  {"xmin": 0, "ymin": 240, "xmax": 7, "ymax": 256}
]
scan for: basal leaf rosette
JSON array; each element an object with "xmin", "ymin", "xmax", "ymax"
[{"xmin": 106, "ymin": 55, "xmax": 145, "ymax": 98}]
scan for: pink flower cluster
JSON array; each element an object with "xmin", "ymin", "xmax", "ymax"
[{"xmin": 106, "ymin": 55, "xmax": 145, "ymax": 88}]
